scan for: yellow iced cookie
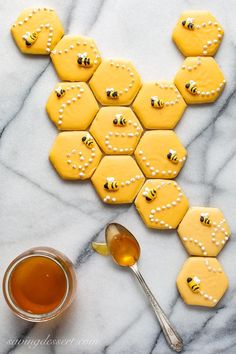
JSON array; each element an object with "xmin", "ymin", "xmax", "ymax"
[
  {"xmin": 132, "ymin": 81, "xmax": 187, "ymax": 129},
  {"xmin": 49, "ymin": 131, "xmax": 102, "ymax": 180},
  {"xmin": 11, "ymin": 7, "xmax": 64, "ymax": 55},
  {"xmin": 178, "ymin": 207, "xmax": 230, "ymax": 257},
  {"xmin": 46, "ymin": 82, "xmax": 99, "ymax": 130},
  {"xmin": 90, "ymin": 107, "xmax": 143, "ymax": 155},
  {"xmin": 174, "ymin": 57, "xmax": 226, "ymax": 104},
  {"xmin": 172, "ymin": 11, "xmax": 224, "ymax": 57},
  {"xmin": 89, "ymin": 59, "xmax": 142, "ymax": 105},
  {"xmin": 135, "ymin": 179, "xmax": 189, "ymax": 230},
  {"xmin": 176, "ymin": 257, "xmax": 228, "ymax": 307},
  {"xmin": 91, "ymin": 156, "xmax": 145, "ymax": 204},
  {"xmin": 51, "ymin": 35, "xmax": 102, "ymax": 81},
  {"xmin": 134, "ymin": 131, "xmax": 187, "ymax": 179}
]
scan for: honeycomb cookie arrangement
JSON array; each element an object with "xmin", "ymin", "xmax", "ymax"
[{"xmin": 11, "ymin": 8, "xmax": 230, "ymax": 308}]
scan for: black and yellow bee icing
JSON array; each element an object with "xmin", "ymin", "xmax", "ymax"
[
  {"xmin": 81, "ymin": 134, "xmax": 94, "ymax": 149},
  {"xmin": 143, "ymin": 187, "xmax": 157, "ymax": 202},
  {"xmin": 151, "ymin": 96, "xmax": 164, "ymax": 109},
  {"xmin": 185, "ymin": 80, "xmax": 197, "ymax": 95},
  {"xmin": 182, "ymin": 17, "xmax": 195, "ymax": 30},
  {"xmin": 113, "ymin": 114, "xmax": 127, "ymax": 126},
  {"xmin": 77, "ymin": 52, "xmax": 92, "ymax": 67},
  {"xmin": 23, "ymin": 31, "xmax": 38, "ymax": 47},
  {"xmin": 167, "ymin": 149, "xmax": 179, "ymax": 164},
  {"xmin": 200, "ymin": 213, "xmax": 211, "ymax": 226},
  {"xmin": 104, "ymin": 177, "xmax": 119, "ymax": 191},
  {"xmin": 187, "ymin": 276, "xmax": 200, "ymax": 293},
  {"xmin": 55, "ymin": 86, "xmax": 66, "ymax": 98},
  {"xmin": 106, "ymin": 88, "xmax": 119, "ymax": 99}
]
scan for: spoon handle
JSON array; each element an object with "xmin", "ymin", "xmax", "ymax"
[{"xmin": 130, "ymin": 263, "xmax": 183, "ymax": 353}]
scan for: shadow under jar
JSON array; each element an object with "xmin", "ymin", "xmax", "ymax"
[{"xmin": 2, "ymin": 247, "xmax": 77, "ymax": 322}]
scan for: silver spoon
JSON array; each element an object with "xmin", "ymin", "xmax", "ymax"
[{"xmin": 105, "ymin": 223, "xmax": 183, "ymax": 353}]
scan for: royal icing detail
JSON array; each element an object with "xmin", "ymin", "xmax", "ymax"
[
  {"xmin": 182, "ymin": 216, "xmax": 230, "ymax": 254},
  {"xmin": 194, "ymin": 20, "xmax": 223, "ymax": 55},
  {"xmin": 105, "ymin": 60, "xmax": 136, "ymax": 96},
  {"xmin": 182, "ymin": 17, "xmax": 195, "ymax": 30},
  {"xmin": 181, "ymin": 57, "xmax": 226, "ymax": 96},
  {"xmin": 104, "ymin": 119, "xmax": 141, "ymax": 153},
  {"xmin": 211, "ymin": 219, "xmax": 230, "ymax": 246},
  {"xmin": 57, "ymin": 84, "xmax": 85, "ymax": 127},
  {"xmin": 154, "ymin": 82, "xmax": 182, "ymax": 106},
  {"xmin": 13, "ymin": 8, "xmax": 56, "ymax": 53},
  {"xmin": 142, "ymin": 187, "xmax": 157, "ymax": 202},
  {"xmin": 50, "ymin": 41, "xmax": 100, "ymax": 63},
  {"xmin": 103, "ymin": 174, "xmax": 144, "ymax": 203},
  {"xmin": 66, "ymin": 147, "xmax": 97, "ymax": 179},
  {"xmin": 147, "ymin": 181, "xmax": 185, "ymax": 229},
  {"xmin": 138, "ymin": 149, "xmax": 186, "ymax": 177}
]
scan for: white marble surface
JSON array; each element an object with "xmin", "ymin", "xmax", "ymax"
[{"xmin": 1, "ymin": 0, "xmax": 236, "ymax": 353}]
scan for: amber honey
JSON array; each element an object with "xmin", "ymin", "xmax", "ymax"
[
  {"xmin": 109, "ymin": 233, "xmax": 140, "ymax": 266},
  {"xmin": 9, "ymin": 256, "xmax": 67, "ymax": 314},
  {"xmin": 3, "ymin": 247, "xmax": 77, "ymax": 322}
]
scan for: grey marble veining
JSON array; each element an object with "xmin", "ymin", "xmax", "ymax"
[{"xmin": 0, "ymin": 0, "xmax": 236, "ymax": 353}]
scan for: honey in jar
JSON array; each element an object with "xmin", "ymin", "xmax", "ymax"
[
  {"xmin": 9, "ymin": 256, "xmax": 67, "ymax": 314},
  {"xmin": 3, "ymin": 247, "xmax": 77, "ymax": 322}
]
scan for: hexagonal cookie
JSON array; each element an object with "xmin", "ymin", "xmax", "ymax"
[
  {"xmin": 134, "ymin": 131, "xmax": 187, "ymax": 179},
  {"xmin": 178, "ymin": 207, "xmax": 230, "ymax": 257},
  {"xmin": 135, "ymin": 179, "xmax": 189, "ymax": 230},
  {"xmin": 176, "ymin": 257, "xmax": 228, "ymax": 307},
  {"xmin": 46, "ymin": 82, "xmax": 99, "ymax": 130},
  {"xmin": 90, "ymin": 107, "xmax": 143, "ymax": 155},
  {"xmin": 174, "ymin": 57, "xmax": 226, "ymax": 104},
  {"xmin": 91, "ymin": 156, "xmax": 145, "ymax": 204},
  {"xmin": 51, "ymin": 35, "xmax": 102, "ymax": 81},
  {"xmin": 172, "ymin": 11, "xmax": 224, "ymax": 57},
  {"xmin": 132, "ymin": 81, "xmax": 186, "ymax": 129},
  {"xmin": 11, "ymin": 7, "xmax": 64, "ymax": 55},
  {"xmin": 49, "ymin": 132, "xmax": 102, "ymax": 180},
  {"xmin": 89, "ymin": 59, "xmax": 142, "ymax": 105}
]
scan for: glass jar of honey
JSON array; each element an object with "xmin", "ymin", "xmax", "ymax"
[{"xmin": 2, "ymin": 247, "xmax": 77, "ymax": 322}]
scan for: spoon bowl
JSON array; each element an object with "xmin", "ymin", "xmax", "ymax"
[{"xmin": 105, "ymin": 223, "xmax": 140, "ymax": 266}]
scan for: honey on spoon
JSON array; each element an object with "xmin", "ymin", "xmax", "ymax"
[{"xmin": 92, "ymin": 223, "xmax": 183, "ymax": 353}]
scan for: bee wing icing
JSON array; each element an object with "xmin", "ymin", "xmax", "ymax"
[
  {"xmin": 193, "ymin": 276, "xmax": 201, "ymax": 284},
  {"xmin": 107, "ymin": 177, "xmax": 115, "ymax": 182}
]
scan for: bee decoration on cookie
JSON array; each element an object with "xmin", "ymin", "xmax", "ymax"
[
  {"xmin": 151, "ymin": 96, "xmax": 164, "ymax": 109},
  {"xmin": 77, "ymin": 52, "xmax": 92, "ymax": 67},
  {"xmin": 113, "ymin": 114, "xmax": 127, "ymax": 126},
  {"xmin": 55, "ymin": 86, "xmax": 66, "ymax": 98},
  {"xmin": 185, "ymin": 80, "xmax": 197, "ymax": 95},
  {"xmin": 106, "ymin": 88, "xmax": 119, "ymax": 99},
  {"xmin": 142, "ymin": 187, "xmax": 157, "ymax": 202},
  {"xmin": 187, "ymin": 276, "xmax": 200, "ymax": 293},
  {"xmin": 167, "ymin": 149, "xmax": 179, "ymax": 164},
  {"xmin": 182, "ymin": 17, "xmax": 195, "ymax": 30},
  {"xmin": 104, "ymin": 177, "xmax": 120, "ymax": 191},
  {"xmin": 200, "ymin": 213, "xmax": 211, "ymax": 226},
  {"xmin": 22, "ymin": 31, "xmax": 38, "ymax": 47},
  {"xmin": 81, "ymin": 134, "xmax": 94, "ymax": 149}
]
